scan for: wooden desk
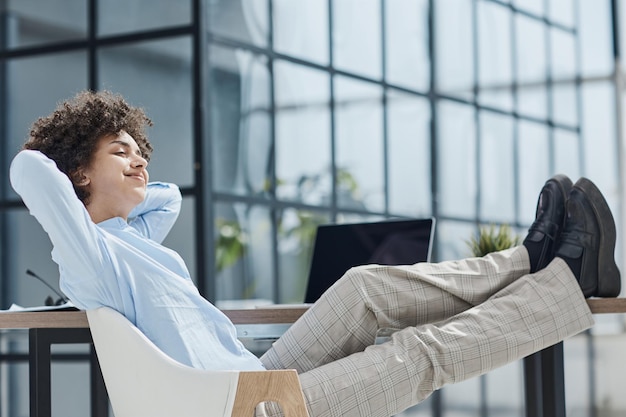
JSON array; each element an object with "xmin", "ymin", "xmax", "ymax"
[
  {"xmin": 0, "ymin": 307, "xmax": 311, "ymax": 329},
  {"xmin": 1, "ymin": 298, "xmax": 618, "ymax": 329},
  {"xmin": 586, "ymin": 298, "xmax": 626, "ymax": 314},
  {"xmin": 0, "ymin": 300, "xmax": 622, "ymax": 417}
]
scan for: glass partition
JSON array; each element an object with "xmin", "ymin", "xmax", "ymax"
[
  {"xmin": 334, "ymin": 76, "xmax": 384, "ymax": 212},
  {"xmin": 275, "ymin": 61, "xmax": 331, "ymax": 205},
  {"xmin": 3, "ymin": 0, "xmax": 87, "ymax": 49},
  {"xmin": 98, "ymin": 37, "xmax": 194, "ymax": 187},
  {"xmin": 4, "ymin": 51, "xmax": 88, "ymax": 200},
  {"xmin": 332, "ymin": 0, "xmax": 381, "ymax": 80},
  {"xmin": 98, "ymin": 0, "xmax": 191, "ymax": 36}
]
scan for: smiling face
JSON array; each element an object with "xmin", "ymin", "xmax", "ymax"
[{"xmin": 79, "ymin": 131, "xmax": 149, "ymax": 223}]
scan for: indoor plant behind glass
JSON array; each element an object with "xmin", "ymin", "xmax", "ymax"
[{"xmin": 466, "ymin": 224, "xmax": 521, "ymax": 257}]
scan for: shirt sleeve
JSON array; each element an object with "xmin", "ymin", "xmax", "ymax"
[
  {"xmin": 9, "ymin": 150, "xmax": 107, "ymax": 279},
  {"xmin": 127, "ymin": 182, "xmax": 182, "ymax": 244}
]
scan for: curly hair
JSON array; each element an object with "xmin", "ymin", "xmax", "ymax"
[{"xmin": 23, "ymin": 90, "xmax": 153, "ymax": 203}]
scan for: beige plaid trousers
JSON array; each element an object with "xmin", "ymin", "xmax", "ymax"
[{"xmin": 259, "ymin": 246, "xmax": 594, "ymax": 417}]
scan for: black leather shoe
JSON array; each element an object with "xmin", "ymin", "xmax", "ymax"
[
  {"xmin": 523, "ymin": 174, "xmax": 573, "ymax": 273},
  {"xmin": 555, "ymin": 177, "xmax": 621, "ymax": 298}
]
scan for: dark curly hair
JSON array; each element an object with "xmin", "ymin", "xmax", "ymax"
[{"xmin": 23, "ymin": 90, "xmax": 153, "ymax": 203}]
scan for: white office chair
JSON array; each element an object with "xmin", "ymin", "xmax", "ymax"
[{"xmin": 87, "ymin": 307, "xmax": 310, "ymax": 417}]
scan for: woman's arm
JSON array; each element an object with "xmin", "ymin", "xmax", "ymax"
[
  {"xmin": 9, "ymin": 150, "xmax": 107, "ymax": 279},
  {"xmin": 128, "ymin": 182, "xmax": 182, "ymax": 244}
]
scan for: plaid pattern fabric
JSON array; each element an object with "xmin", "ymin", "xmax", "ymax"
[{"xmin": 258, "ymin": 246, "xmax": 594, "ymax": 417}]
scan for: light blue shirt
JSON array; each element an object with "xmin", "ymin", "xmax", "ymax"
[{"xmin": 10, "ymin": 150, "xmax": 265, "ymax": 371}]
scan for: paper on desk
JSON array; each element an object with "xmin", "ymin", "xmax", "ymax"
[
  {"xmin": 254, "ymin": 303, "xmax": 313, "ymax": 309},
  {"xmin": 1, "ymin": 301, "xmax": 77, "ymax": 312}
]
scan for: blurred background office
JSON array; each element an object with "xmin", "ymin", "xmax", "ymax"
[{"xmin": 0, "ymin": 0, "xmax": 625, "ymax": 416}]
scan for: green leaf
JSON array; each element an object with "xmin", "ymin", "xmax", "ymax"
[{"xmin": 466, "ymin": 224, "xmax": 521, "ymax": 257}]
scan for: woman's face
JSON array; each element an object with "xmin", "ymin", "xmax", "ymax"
[{"xmin": 80, "ymin": 131, "xmax": 149, "ymax": 222}]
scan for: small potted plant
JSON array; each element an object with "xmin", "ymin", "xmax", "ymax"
[{"xmin": 466, "ymin": 224, "xmax": 521, "ymax": 257}]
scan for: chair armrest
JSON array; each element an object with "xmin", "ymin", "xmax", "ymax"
[{"xmin": 233, "ymin": 370, "xmax": 310, "ymax": 417}]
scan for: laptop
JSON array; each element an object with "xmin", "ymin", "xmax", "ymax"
[{"xmin": 303, "ymin": 218, "xmax": 435, "ymax": 304}]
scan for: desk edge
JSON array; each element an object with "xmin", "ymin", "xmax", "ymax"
[{"xmin": 1, "ymin": 300, "xmax": 624, "ymax": 329}]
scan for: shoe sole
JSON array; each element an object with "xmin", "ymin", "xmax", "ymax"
[
  {"xmin": 550, "ymin": 174, "xmax": 574, "ymax": 194},
  {"xmin": 575, "ymin": 177, "xmax": 621, "ymax": 297}
]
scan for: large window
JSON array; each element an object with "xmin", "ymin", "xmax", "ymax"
[{"xmin": 1, "ymin": 1, "xmax": 624, "ymax": 416}]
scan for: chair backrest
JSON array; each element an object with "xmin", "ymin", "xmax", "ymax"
[{"xmin": 87, "ymin": 307, "xmax": 309, "ymax": 417}]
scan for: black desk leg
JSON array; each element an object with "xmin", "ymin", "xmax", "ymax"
[
  {"xmin": 29, "ymin": 328, "xmax": 52, "ymax": 417},
  {"xmin": 540, "ymin": 342, "xmax": 566, "ymax": 417},
  {"xmin": 29, "ymin": 328, "xmax": 108, "ymax": 417},
  {"xmin": 524, "ymin": 342, "xmax": 566, "ymax": 417},
  {"xmin": 90, "ymin": 346, "xmax": 109, "ymax": 416}
]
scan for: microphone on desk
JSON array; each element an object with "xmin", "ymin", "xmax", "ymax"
[{"xmin": 25, "ymin": 269, "xmax": 68, "ymax": 306}]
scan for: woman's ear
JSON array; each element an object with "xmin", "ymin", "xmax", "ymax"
[{"xmin": 70, "ymin": 170, "xmax": 90, "ymax": 187}]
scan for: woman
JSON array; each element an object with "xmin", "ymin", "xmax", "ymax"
[{"xmin": 10, "ymin": 90, "xmax": 619, "ymax": 417}]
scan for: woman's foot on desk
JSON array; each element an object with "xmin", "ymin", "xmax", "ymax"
[
  {"xmin": 523, "ymin": 174, "xmax": 572, "ymax": 273},
  {"xmin": 555, "ymin": 177, "xmax": 621, "ymax": 298}
]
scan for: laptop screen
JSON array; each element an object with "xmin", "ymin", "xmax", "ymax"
[{"xmin": 304, "ymin": 218, "xmax": 435, "ymax": 303}]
